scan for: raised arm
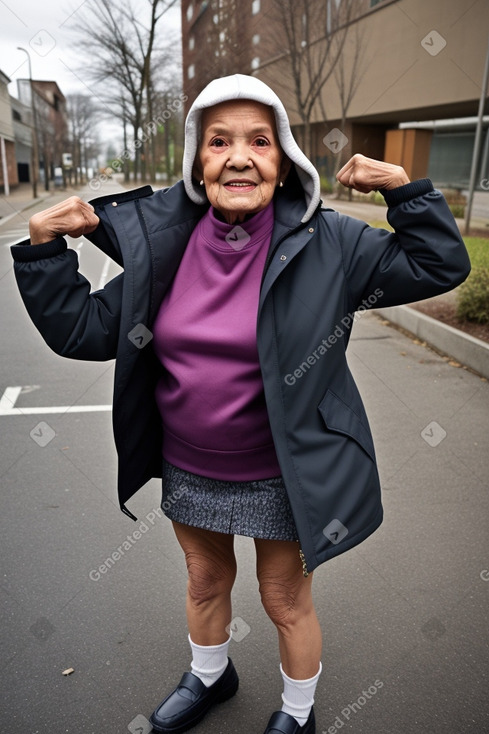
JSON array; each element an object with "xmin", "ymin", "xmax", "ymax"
[
  {"xmin": 11, "ymin": 197, "xmax": 122, "ymax": 361},
  {"xmin": 335, "ymin": 155, "xmax": 471, "ymax": 309},
  {"xmin": 29, "ymin": 196, "xmax": 100, "ymax": 244}
]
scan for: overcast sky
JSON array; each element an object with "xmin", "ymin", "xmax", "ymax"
[{"xmin": 0, "ymin": 0, "xmax": 181, "ymax": 148}]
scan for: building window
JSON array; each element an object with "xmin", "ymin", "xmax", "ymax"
[
  {"xmin": 187, "ymin": 3, "xmax": 193, "ymax": 21},
  {"xmin": 188, "ymin": 64, "xmax": 195, "ymax": 79},
  {"xmin": 189, "ymin": 35, "xmax": 195, "ymax": 50},
  {"xmin": 13, "ymin": 109, "xmax": 21, "ymax": 121},
  {"xmin": 252, "ymin": 0, "xmax": 260, "ymax": 15},
  {"xmin": 251, "ymin": 56, "xmax": 260, "ymax": 70},
  {"xmin": 252, "ymin": 33, "xmax": 260, "ymax": 45}
]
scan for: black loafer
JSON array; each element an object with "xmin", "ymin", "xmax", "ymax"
[
  {"xmin": 149, "ymin": 658, "xmax": 239, "ymax": 733},
  {"xmin": 263, "ymin": 707, "xmax": 315, "ymax": 734}
]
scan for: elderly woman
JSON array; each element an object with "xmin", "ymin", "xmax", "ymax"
[{"xmin": 12, "ymin": 74, "xmax": 469, "ymax": 734}]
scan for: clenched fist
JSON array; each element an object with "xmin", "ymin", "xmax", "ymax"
[
  {"xmin": 29, "ymin": 196, "xmax": 100, "ymax": 245},
  {"xmin": 336, "ymin": 154, "xmax": 410, "ymax": 194}
]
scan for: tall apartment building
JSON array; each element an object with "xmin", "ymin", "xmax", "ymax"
[{"xmin": 181, "ymin": 0, "xmax": 489, "ymax": 188}]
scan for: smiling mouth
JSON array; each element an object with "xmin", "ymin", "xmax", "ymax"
[{"xmin": 223, "ymin": 181, "xmax": 258, "ymax": 191}]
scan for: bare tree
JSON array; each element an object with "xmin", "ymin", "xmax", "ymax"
[
  {"xmin": 329, "ymin": 15, "xmax": 370, "ymax": 196},
  {"xmin": 268, "ymin": 0, "xmax": 365, "ymax": 159},
  {"xmin": 69, "ymin": 0, "xmax": 179, "ymax": 182},
  {"xmin": 65, "ymin": 94, "xmax": 101, "ymax": 185}
]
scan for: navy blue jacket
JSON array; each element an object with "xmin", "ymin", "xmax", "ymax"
[{"xmin": 11, "ymin": 176, "xmax": 470, "ymax": 573}]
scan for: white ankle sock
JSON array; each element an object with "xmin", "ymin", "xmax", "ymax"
[
  {"xmin": 280, "ymin": 662, "xmax": 322, "ymax": 726},
  {"xmin": 189, "ymin": 634, "xmax": 231, "ymax": 687}
]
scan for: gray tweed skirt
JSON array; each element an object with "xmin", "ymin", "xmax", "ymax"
[{"xmin": 161, "ymin": 461, "xmax": 299, "ymax": 541}]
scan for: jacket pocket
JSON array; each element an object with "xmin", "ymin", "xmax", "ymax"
[{"xmin": 318, "ymin": 389, "xmax": 376, "ymax": 462}]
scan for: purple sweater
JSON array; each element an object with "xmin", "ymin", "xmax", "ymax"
[{"xmin": 152, "ymin": 202, "xmax": 281, "ymax": 480}]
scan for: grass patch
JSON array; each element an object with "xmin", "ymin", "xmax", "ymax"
[
  {"xmin": 463, "ymin": 237, "xmax": 489, "ymax": 268},
  {"xmin": 368, "ymin": 219, "xmax": 393, "ymax": 231}
]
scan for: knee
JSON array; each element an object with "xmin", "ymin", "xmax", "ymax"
[
  {"xmin": 186, "ymin": 551, "xmax": 236, "ymax": 607},
  {"xmin": 258, "ymin": 574, "xmax": 303, "ymax": 629}
]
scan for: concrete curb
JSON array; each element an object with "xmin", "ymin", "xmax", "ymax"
[
  {"xmin": 374, "ymin": 305, "xmax": 489, "ymax": 379},
  {"xmin": 0, "ymin": 190, "xmax": 54, "ymax": 227}
]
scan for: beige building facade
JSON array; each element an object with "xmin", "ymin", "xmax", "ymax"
[
  {"xmin": 0, "ymin": 70, "xmax": 18, "ymax": 193},
  {"xmin": 181, "ymin": 0, "xmax": 489, "ymax": 188}
]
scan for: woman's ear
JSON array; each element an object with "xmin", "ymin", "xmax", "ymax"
[
  {"xmin": 192, "ymin": 159, "xmax": 203, "ymax": 183},
  {"xmin": 280, "ymin": 156, "xmax": 292, "ymax": 184}
]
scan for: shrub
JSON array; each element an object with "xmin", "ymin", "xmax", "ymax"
[
  {"xmin": 449, "ymin": 203, "xmax": 465, "ymax": 218},
  {"xmin": 456, "ymin": 267, "xmax": 489, "ymax": 324},
  {"xmin": 319, "ymin": 175, "xmax": 333, "ymax": 193},
  {"xmin": 440, "ymin": 188, "xmax": 467, "ymax": 205}
]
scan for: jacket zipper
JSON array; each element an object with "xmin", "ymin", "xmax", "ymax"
[{"xmin": 299, "ymin": 548, "xmax": 309, "ymax": 577}]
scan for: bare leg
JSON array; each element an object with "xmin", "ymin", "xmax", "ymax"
[
  {"xmin": 172, "ymin": 521, "xmax": 237, "ymax": 645},
  {"xmin": 254, "ymin": 538, "xmax": 322, "ymax": 679}
]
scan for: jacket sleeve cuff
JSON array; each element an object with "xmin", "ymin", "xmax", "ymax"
[
  {"xmin": 380, "ymin": 178, "xmax": 434, "ymax": 207},
  {"xmin": 11, "ymin": 236, "xmax": 67, "ymax": 262}
]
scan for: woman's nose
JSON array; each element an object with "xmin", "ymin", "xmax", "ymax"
[{"xmin": 226, "ymin": 143, "xmax": 253, "ymax": 169}]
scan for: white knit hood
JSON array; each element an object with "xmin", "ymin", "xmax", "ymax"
[{"xmin": 182, "ymin": 74, "xmax": 321, "ymax": 223}]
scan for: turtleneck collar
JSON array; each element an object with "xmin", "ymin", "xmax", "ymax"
[{"xmin": 199, "ymin": 201, "xmax": 275, "ymax": 253}]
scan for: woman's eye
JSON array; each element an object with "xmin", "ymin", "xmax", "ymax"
[
  {"xmin": 255, "ymin": 138, "xmax": 269, "ymax": 147},
  {"xmin": 210, "ymin": 138, "xmax": 226, "ymax": 147}
]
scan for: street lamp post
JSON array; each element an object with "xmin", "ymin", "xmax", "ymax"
[
  {"xmin": 17, "ymin": 47, "xmax": 39, "ymax": 199},
  {"xmin": 464, "ymin": 33, "xmax": 489, "ymax": 235}
]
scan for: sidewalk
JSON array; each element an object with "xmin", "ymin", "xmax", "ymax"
[{"xmin": 0, "ymin": 182, "xmax": 75, "ymax": 225}]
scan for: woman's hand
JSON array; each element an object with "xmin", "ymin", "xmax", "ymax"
[
  {"xmin": 336, "ymin": 154, "xmax": 410, "ymax": 194},
  {"xmin": 29, "ymin": 196, "xmax": 100, "ymax": 245}
]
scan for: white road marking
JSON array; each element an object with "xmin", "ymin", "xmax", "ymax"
[
  {"xmin": 0, "ymin": 386, "xmax": 22, "ymax": 410},
  {"xmin": 0, "ymin": 404, "xmax": 111, "ymax": 416},
  {"xmin": 0, "ymin": 386, "xmax": 111, "ymax": 416}
]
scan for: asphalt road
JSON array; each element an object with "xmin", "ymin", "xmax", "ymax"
[{"xmin": 1, "ymin": 181, "xmax": 488, "ymax": 733}]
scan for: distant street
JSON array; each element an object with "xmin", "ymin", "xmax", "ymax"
[{"xmin": 1, "ymin": 180, "xmax": 488, "ymax": 733}]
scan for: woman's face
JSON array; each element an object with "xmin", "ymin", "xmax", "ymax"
[{"xmin": 196, "ymin": 100, "xmax": 290, "ymax": 224}]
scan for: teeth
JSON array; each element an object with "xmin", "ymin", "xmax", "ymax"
[{"xmin": 227, "ymin": 182, "xmax": 255, "ymax": 187}]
